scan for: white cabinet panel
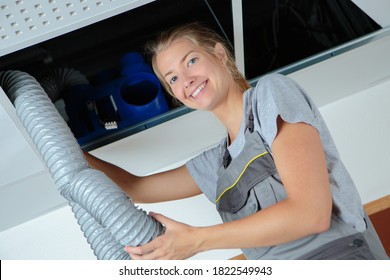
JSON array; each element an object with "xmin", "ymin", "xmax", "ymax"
[
  {"xmin": 0, "ymin": 88, "xmax": 45, "ymax": 187},
  {"xmin": 0, "ymin": 0, "xmax": 155, "ymax": 56},
  {"xmin": 0, "ymin": 88, "xmax": 66, "ymax": 231}
]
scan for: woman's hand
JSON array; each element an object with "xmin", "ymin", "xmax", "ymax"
[{"xmin": 124, "ymin": 212, "xmax": 201, "ymax": 260}]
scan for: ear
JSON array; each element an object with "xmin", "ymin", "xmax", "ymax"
[{"xmin": 213, "ymin": 42, "xmax": 228, "ymax": 64}]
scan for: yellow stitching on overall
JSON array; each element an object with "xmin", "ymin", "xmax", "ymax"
[{"xmin": 215, "ymin": 151, "xmax": 269, "ymax": 204}]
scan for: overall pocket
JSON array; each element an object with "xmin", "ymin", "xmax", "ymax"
[
  {"xmin": 298, "ymin": 233, "xmax": 376, "ymax": 260},
  {"xmin": 216, "ymin": 151, "xmax": 277, "ymax": 214}
]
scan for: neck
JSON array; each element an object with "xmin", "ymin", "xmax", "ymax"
[{"xmin": 213, "ymin": 87, "xmax": 244, "ymax": 144}]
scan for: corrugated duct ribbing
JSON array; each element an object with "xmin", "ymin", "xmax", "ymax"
[{"xmin": 0, "ymin": 70, "xmax": 164, "ymax": 259}]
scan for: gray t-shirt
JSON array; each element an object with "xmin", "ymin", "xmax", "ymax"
[{"xmin": 186, "ymin": 73, "xmax": 366, "ymax": 232}]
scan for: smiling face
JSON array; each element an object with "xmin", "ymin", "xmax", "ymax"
[{"xmin": 155, "ymin": 38, "xmax": 235, "ymax": 111}]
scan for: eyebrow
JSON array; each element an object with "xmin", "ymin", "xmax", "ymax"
[{"xmin": 163, "ymin": 50, "xmax": 195, "ymax": 78}]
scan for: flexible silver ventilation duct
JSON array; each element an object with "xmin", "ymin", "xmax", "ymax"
[
  {"xmin": 0, "ymin": 70, "xmax": 164, "ymax": 259},
  {"xmin": 39, "ymin": 67, "xmax": 89, "ymax": 102}
]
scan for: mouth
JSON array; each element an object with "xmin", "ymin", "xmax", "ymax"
[{"xmin": 190, "ymin": 80, "xmax": 207, "ymax": 99}]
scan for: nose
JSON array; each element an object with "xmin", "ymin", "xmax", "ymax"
[{"xmin": 184, "ymin": 76, "xmax": 194, "ymax": 89}]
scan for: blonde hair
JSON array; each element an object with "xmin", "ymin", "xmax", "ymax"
[{"xmin": 144, "ymin": 22, "xmax": 250, "ymax": 96}]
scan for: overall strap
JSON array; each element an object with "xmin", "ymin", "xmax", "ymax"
[{"xmin": 222, "ymin": 107, "xmax": 255, "ymax": 169}]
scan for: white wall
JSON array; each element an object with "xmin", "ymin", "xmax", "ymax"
[
  {"xmin": 1, "ymin": 32, "xmax": 390, "ymax": 260},
  {"xmin": 352, "ymin": 0, "xmax": 390, "ymax": 27},
  {"xmin": 319, "ymin": 81, "xmax": 390, "ymax": 203}
]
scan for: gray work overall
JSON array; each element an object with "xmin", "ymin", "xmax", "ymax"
[{"xmin": 215, "ymin": 110, "xmax": 387, "ymax": 259}]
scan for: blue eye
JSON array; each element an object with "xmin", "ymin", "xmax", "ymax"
[
  {"xmin": 169, "ymin": 76, "xmax": 178, "ymax": 85},
  {"xmin": 188, "ymin": 57, "xmax": 197, "ymax": 66}
]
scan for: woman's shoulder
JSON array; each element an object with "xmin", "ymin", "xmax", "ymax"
[
  {"xmin": 247, "ymin": 73, "xmax": 286, "ymax": 105},
  {"xmin": 251, "ymin": 73, "xmax": 309, "ymax": 106},
  {"xmin": 254, "ymin": 73, "xmax": 297, "ymax": 90}
]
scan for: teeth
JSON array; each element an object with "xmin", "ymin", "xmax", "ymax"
[{"xmin": 191, "ymin": 82, "xmax": 206, "ymax": 98}]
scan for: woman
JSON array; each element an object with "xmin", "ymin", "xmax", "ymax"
[{"xmin": 85, "ymin": 23, "xmax": 387, "ymax": 260}]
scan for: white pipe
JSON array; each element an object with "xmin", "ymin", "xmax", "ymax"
[{"xmin": 232, "ymin": 0, "xmax": 245, "ymax": 76}]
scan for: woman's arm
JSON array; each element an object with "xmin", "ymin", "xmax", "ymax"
[
  {"xmin": 125, "ymin": 118, "xmax": 333, "ymax": 259},
  {"xmin": 84, "ymin": 152, "xmax": 202, "ymax": 203}
]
